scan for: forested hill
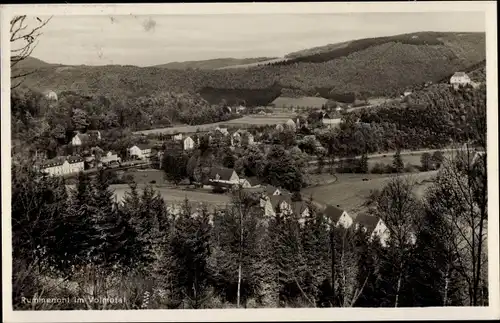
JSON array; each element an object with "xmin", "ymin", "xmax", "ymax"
[{"xmin": 18, "ymin": 31, "xmax": 485, "ymax": 105}]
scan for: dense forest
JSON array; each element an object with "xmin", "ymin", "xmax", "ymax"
[
  {"xmin": 17, "ymin": 32, "xmax": 485, "ymax": 105},
  {"xmin": 11, "ymin": 88, "xmax": 239, "ymax": 158},
  {"xmin": 310, "ymin": 84, "xmax": 487, "ymax": 160}
]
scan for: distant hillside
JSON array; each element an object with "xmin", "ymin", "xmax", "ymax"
[
  {"xmin": 14, "ymin": 56, "xmax": 54, "ymax": 69},
  {"xmin": 18, "ymin": 32, "xmax": 486, "ymax": 106},
  {"xmin": 152, "ymin": 57, "xmax": 278, "ymax": 70},
  {"xmin": 281, "ymin": 31, "xmax": 484, "ymax": 63}
]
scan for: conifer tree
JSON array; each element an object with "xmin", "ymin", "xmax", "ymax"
[
  {"xmin": 12, "ymin": 163, "xmax": 71, "ymax": 272},
  {"xmin": 64, "ymin": 171, "xmax": 98, "ymax": 269},
  {"xmin": 90, "ymin": 169, "xmax": 135, "ymax": 272},
  {"xmin": 209, "ymin": 190, "xmax": 263, "ymax": 307},
  {"xmin": 169, "ymin": 203, "xmax": 212, "ymax": 308},
  {"xmin": 392, "ymin": 149, "xmax": 404, "ymax": 173},
  {"xmin": 358, "ymin": 152, "xmax": 369, "ymax": 173},
  {"xmin": 404, "ymin": 209, "xmax": 461, "ymax": 306},
  {"xmin": 300, "ymin": 205, "xmax": 330, "ymax": 305}
]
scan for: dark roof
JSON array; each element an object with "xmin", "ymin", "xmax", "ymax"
[
  {"xmin": 135, "ymin": 143, "xmax": 151, "ymax": 150},
  {"xmin": 67, "ymin": 156, "xmax": 84, "ymax": 164},
  {"xmin": 209, "ymin": 167, "xmax": 236, "ymax": 181},
  {"xmin": 353, "ymin": 214, "xmax": 380, "ymax": 235},
  {"xmin": 246, "ymin": 177, "xmax": 262, "ymax": 186},
  {"xmin": 270, "ymin": 195, "xmax": 292, "ymax": 209},
  {"xmin": 323, "ymin": 204, "xmax": 346, "ymax": 223},
  {"xmin": 265, "ymin": 185, "xmax": 280, "ymax": 196},
  {"xmin": 242, "ymin": 187, "xmax": 265, "ymax": 194},
  {"xmin": 39, "ymin": 155, "xmax": 83, "ymax": 168},
  {"xmin": 40, "ymin": 156, "xmax": 66, "ymax": 168},
  {"xmin": 292, "ymin": 201, "xmax": 309, "ymax": 216}
]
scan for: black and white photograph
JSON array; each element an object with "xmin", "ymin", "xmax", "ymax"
[{"xmin": 1, "ymin": 2, "xmax": 498, "ymax": 322}]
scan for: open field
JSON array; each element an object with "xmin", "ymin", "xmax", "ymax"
[
  {"xmin": 111, "ymin": 185, "xmax": 232, "ymax": 207},
  {"xmin": 124, "ymin": 169, "xmax": 168, "ymax": 185},
  {"xmin": 217, "ymin": 57, "xmax": 290, "ymax": 69},
  {"xmin": 366, "ymin": 150, "xmax": 454, "ymax": 168},
  {"xmin": 302, "ymin": 171, "xmax": 438, "ymax": 213},
  {"xmin": 133, "ymin": 114, "xmax": 297, "ymax": 135},
  {"xmin": 66, "ymin": 183, "xmax": 232, "ymax": 209},
  {"xmin": 271, "ymin": 96, "xmax": 329, "ymax": 109}
]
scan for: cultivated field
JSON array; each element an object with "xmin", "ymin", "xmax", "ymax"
[
  {"xmin": 302, "ymin": 171, "xmax": 438, "ymax": 213},
  {"xmin": 133, "ymin": 114, "xmax": 297, "ymax": 135},
  {"xmin": 271, "ymin": 96, "xmax": 329, "ymax": 109},
  {"xmin": 111, "ymin": 184, "xmax": 232, "ymax": 207},
  {"xmin": 217, "ymin": 57, "xmax": 290, "ymax": 69}
]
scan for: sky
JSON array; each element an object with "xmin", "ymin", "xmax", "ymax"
[{"xmin": 25, "ymin": 12, "xmax": 485, "ymax": 67}]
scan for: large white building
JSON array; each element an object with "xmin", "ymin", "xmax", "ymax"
[{"xmin": 38, "ymin": 156, "xmax": 85, "ymax": 177}]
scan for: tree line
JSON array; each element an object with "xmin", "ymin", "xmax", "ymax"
[
  {"xmin": 11, "ymin": 88, "xmax": 240, "ymax": 159},
  {"xmin": 313, "ymin": 84, "xmax": 486, "ymax": 160}
]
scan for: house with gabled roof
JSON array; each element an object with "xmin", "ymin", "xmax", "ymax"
[
  {"xmin": 172, "ymin": 133, "xmax": 183, "ymax": 141},
  {"xmin": 209, "ymin": 167, "xmax": 240, "ymax": 185},
  {"xmin": 241, "ymin": 131, "xmax": 255, "ymax": 146},
  {"xmin": 292, "ymin": 201, "xmax": 311, "ymax": 219},
  {"xmin": 215, "ymin": 126, "xmax": 229, "ymax": 136},
  {"xmin": 264, "ymin": 185, "xmax": 284, "ymax": 197},
  {"xmin": 183, "ymin": 136, "xmax": 195, "ymax": 150},
  {"xmin": 352, "ymin": 213, "xmax": 390, "ymax": 247},
  {"xmin": 323, "ymin": 204, "xmax": 354, "ymax": 229},
  {"xmin": 101, "ymin": 150, "xmax": 121, "ymax": 165},
  {"xmin": 321, "ymin": 112, "xmax": 341, "ymax": 129},
  {"xmin": 262, "ymin": 194, "xmax": 293, "ymax": 217},
  {"xmin": 128, "ymin": 143, "xmax": 152, "ymax": 160},
  {"xmin": 71, "ymin": 130, "xmax": 101, "ymax": 146}
]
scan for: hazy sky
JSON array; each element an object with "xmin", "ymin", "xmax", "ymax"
[{"xmin": 26, "ymin": 12, "xmax": 485, "ymax": 66}]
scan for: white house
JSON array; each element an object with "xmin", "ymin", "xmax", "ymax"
[
  {"xmin": 292, "ymin": 201, "xmax": 311, "ymax": 226},
  {"xmin": 321, "ymin": 113, "xmax": 342, "ymax": 129},
  {"xmin": 183, "ymin": 136, "xmax": 195, "ymax": 150},
  {"xmin": 128, "ymin": 144, "xmax": 152, "ymax": 160},
  {"xmin": 238, "ymin": 178, "xmax": 252, "ymax": 188},
  {"xmin": 172, "ymin": 133, "xmax": 183, "ymax": 141},
  {"xmin": 209, "ymin": 167, "xmax": 240, "ymax": 185},
  {"xmin": 285, "ymin": 119, "xmax": 297, "ymax": 131},
  {"xmin": 215, "ymin": 126, "xmax": 229, "ymax": 136},
  {"xmin": 101, "ymin": 151, "xmax": 121, "ymax": 165},
  {"xmin": 353, "ymin": 214, "xmax": 390, "ymax": 247},
  {"xmin": 262, "ymin": 195, "xmax": 293, "ymax": 218},
  {"xmin": 323, "ymin": 205, "xmax": 354, "ymax": 229},
  {"xmin": 44, "ymin": 90, "xmax": 58, "ymax": 101},
  {"xmin": 450, "ymin": 72, "xmax": 472, "ymax": 89},
  {"xmin": 39, "ymin": 156, "xmax": 84, "ymax": 177},
  {"xmin": 71, "ymin": 131, "xmax": 101, "ymax": 147}
]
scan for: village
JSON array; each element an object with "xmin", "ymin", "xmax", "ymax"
[{"xmin": 31, "ymin": 70, "xmax": 480, "ymax": 253}]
